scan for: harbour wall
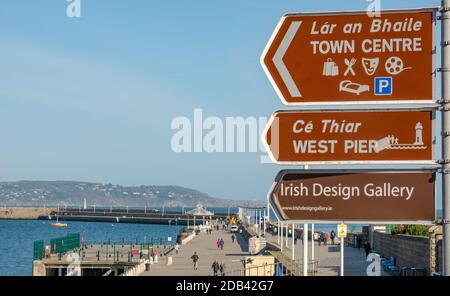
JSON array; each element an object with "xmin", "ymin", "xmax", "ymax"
[
  {"xmin": 37, "ymin": 208, "xmax": 229, "ymax": 226},
  {"xmin": 372, "ymin": 226, "xmax": 443, "ymax": 275},
  {"xmin": 0, "ymin": 208, "xmax": 53, "ymax": 220}
]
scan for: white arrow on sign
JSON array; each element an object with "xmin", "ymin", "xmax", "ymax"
[{"xmin": 272, "ymin": 21, "xmax": 302, "ymax": 98}]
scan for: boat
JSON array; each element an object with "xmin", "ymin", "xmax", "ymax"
[
  {"xmin": 51, "ymin": 206, "xmax": 68, "ymax": 227},
  {"xmin": 51, "ymin": 222, "xmax": 68, "ymax": 227}
]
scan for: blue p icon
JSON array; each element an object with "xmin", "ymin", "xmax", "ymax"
[{"xmin": 374, "ymin": 77, "xmax": 393, "ymax": 95}]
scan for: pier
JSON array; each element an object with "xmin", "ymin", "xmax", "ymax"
[
  {"xmin": 38, "ymin": 207, "xmax": 229, "ymax": 226},
  {"xmin": 33, "ymin": 241, "xmax": 177, "ymax": 276}
]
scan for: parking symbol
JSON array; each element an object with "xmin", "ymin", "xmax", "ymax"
[{"xmin": 374, "ymin": 77, "xmax": 393, "ymax": 95}]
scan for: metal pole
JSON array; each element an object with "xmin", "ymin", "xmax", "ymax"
[
  {"xmin": 256, "ymin": 210, "xmax": 259, "ymax": 236},
  {"xmin": 303, "ymin": 224, "xmax": 308, "ymax": 276},
  {"xmin": 442, "ymin": 0, "xmax": 450, "ymax": 276},
  {"xmin": 259, "ymin": 209, "xmax": 262, "ymax": 235},
  {"xmin": 285, "ymin": 223, "xmax": 288, "ymax": 247},
  {"xmin": 256, "ymin": 210, "xmax": 260, "ymax": 236},
  {"xmin": 280, "ymin": 222, "xmax": 284, "ymax": 252},
  {"xmin": 291, "ymin": 224, "xmax": 295, "ymax": 261},
  {"xmin": 277, "ymin": 221, "xmax": 280, "ymax": 244},
  {"xmin": 311, "ymin": 224, "xmax": 315, "ymax": 261},
  {"xmin": 340, "ymin": 236, "xmax": 344, "ymax": 276},
  {"xmin": 263, "ymin": 208, "xmax": 266, "ymax": 237}
]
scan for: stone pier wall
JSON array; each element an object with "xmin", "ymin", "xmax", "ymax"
[
  {"xmin": 372, "ymin": 226, "xmax": 443, "ymax": 275},
  {"xmin": 0, "ymin": 208, "xmax": 53, "ymax": 220}
]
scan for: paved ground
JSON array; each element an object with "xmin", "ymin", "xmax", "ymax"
[
  {"xmin": 142, "ymin": 229, "xmax": 249, "ymax": 276},
  {"xmin": 265, "ymin": 232, "xmax": 385, "ymax": 276},
  {"xmin": 141, "ymin": 227, "xmax": 387, "ymax": 276}
]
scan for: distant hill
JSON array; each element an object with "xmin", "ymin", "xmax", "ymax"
[{"xmin": 0, "ymin": 181, "xmax": 264, "ymax": 208}]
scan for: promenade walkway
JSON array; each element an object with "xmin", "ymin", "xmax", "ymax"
[{"xmin": 142, "ymin": 229, "xmax": 249, "ymax": 276}]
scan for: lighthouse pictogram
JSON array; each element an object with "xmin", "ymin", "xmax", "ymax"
[
  {"xmin": 414, "ymin": 122, "xmax": 424, "ymax": 146},
  {"xmin": 380, "ymin": 122, "xmax": 427, "ymax": 151}
]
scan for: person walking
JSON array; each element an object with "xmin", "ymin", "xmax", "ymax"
[
  {"xmin": 212, "ymin": 260, "xmax": 220, "ymax": 276},
  {"xmin": 231, "ymin": 234, "xmax": 235, "ymax": 243},
  {"xmin": 364, "ymin": 241, "xmax": 371, "ymax": 257},
  {"xmin": 216, "ymin": 238, "xmax": 221, "ymax": 249},
  {"xmin": 220, "ymin": 261, "xmax": 226, "ymax": 276},
  {"xmin": 318, "ymin": 233, "xmax": 322, "ymax": 246},
  {"xmin": 220, "ymin": 238, "xmax": 225, "ymax": 250},
  {"xmin": 330, "ymin": 230, "xmax": 336, "ymax": 245},
  {"xmin": 191, "ymin": 252, "xmax": 199, "ymax": 270}
]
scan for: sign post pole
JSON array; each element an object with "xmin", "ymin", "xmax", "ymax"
[
  {"xmin": 311, "ymin": 224, "xmax": 315, "ymax": 262},
  {"xmin": 281, "ymin": 221, "xmax": 284, "ymax": 252},
  {"xmin": 277, "ymin": 220, "xmax": 280, "ymax": 244},
  {"xmin": 340, "ymin": 236, "xmax": 344, "ymax": 276},
  {"xmin": 263, "ymin": 208, "xmax": 266, "ymax": 237},
  {"xmin": 303, "ymin": 223, "xmax": 308, "ymax": 276},
  {"xmin": 442, "ymin": 0, "xmax": 450, "ymax": 276},
  {"xmin": 338, "ymin": 224, "xmax": 347, "ymax": 276},
  {"xmin": 292, "ymin": 224, "xmax": 295, "ymax": 261},
  {"xmin": 285, "ymin": 223, "xmax": 288, "ymax": 247}
]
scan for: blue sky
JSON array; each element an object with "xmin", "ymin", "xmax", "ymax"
[{"xmin": 0, "ymin": 0, "xmax": 444, "ymax": 203}]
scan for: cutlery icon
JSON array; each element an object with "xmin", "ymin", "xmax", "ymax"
[{"xmin": 344, "ymin": 58, "xmax": 357, "ymax": 76}]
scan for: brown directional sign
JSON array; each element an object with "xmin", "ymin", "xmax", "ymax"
[
  {"xmin": 269, "ymin": 170, "xmax": 436, "ymax": 223},
  {"xmin": 261, "ymin": 9, "xmax": 436, "ymax": 104},
  {"xmin": 263, "ymin": 109, "xmax": 434, "ymax": 164}
]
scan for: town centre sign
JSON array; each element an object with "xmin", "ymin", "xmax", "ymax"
[{"xmin": 261, "ymin": 9, "xmax": 437, "ymax": 105}]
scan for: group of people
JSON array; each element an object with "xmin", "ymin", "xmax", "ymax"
[
  {"xmin": 211, "ymin": 260, "xmax": 226, "ymax": 276},
  {"xmin": 216, "ymin": 238, "xmax": 225, "ymax": 250},
  {"xmin": 317, "ymin": 230, "xmax": 336, "ymax": 246},
  {"xmin": 190, "ymin": 232, "xmax": 237, "ymax": 273}
]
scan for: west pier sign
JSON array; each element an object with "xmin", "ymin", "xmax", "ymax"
[{"xmin": 263, "ymin": 109, "xmax": 434, "ymax": 164}]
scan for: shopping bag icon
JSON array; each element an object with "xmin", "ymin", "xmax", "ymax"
[{"xmin": 323, "ymin": 58, "xmax": 339, "ymax": 76}]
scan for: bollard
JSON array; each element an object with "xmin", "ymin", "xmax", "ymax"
[{"xmin": 167, "ymin": 256, "xmax": 173, "ymax": 266}]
